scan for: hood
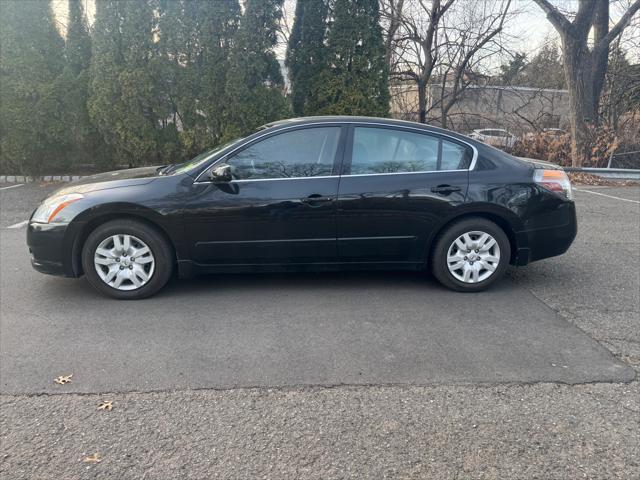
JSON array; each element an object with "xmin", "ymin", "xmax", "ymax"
[
  {"xmin": 515, "ymin": 157, "xmax": 562, "ymax": 170},
  {"xmin": 51, "ymin": 166, "xmax": 161, "ymax": 196}
]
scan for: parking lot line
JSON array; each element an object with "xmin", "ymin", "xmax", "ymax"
[
  {"xmin": 574, "ymin": 188, "xmax": 640, "ymax": 204},
  {"xmin": 7, "ymin": 220, "xmax": 28, "ymax": 229},
  {"xmin": 0, "ymin": 183, "xmax": 24, "ymax": 191}
]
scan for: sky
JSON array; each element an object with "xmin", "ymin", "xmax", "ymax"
[{"xmin": 50, "ymin": 0, "xmax": 638, "ymax": 63}]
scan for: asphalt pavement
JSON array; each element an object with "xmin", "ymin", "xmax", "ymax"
[{"xmin": 1, "ymin": 182, "xmax": 639, "ymax": 479}]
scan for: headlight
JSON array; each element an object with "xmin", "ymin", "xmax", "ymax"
[
  {"xmin": 32, "ymin": 193, "xmax": 85, "ymax": 224},
  {"xmin": 534, "ymin": 169, "xmax": 573, "ymax": 200}
]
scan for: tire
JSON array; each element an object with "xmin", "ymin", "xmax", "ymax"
[
  {"xmin": 81, "ymin": 219, "xmax": 173, "ymax": 300},
  {"xmin": 430, "ymin": 217, "xmax": 510, "ymax": 292}
]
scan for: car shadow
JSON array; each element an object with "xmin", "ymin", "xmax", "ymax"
[
  {"xmin": 158, "ymin": 268, "xmax": 517, "ymax": 299},
  {"xmin": 33, "ymin": 265, "xmax": 522, "ymax": 303}
]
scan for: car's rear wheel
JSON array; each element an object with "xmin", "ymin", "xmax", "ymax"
[
  {"xmin": 431, "ymin": 218, "xmax": 510, "ymax": 292},
  {"xmin": 82, "ymin": 219, "xmax": 173, "ymax": 299}
]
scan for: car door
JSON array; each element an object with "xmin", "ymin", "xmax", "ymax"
[
  {"xmin": 336, "ymin": 125, "xmax": 472, "ymax": 264},
  {"xmin": 183, "ymin": 125, "xmax": 346, "ymax": 265}
]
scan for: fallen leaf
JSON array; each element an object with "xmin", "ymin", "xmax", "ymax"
[
  {"xmin": 567, "ymin": 172, "xmax": 639, "ymax": 187},
  {"xmin": 82, "ymin": 453, "xmax": 101, "ymax": 463},
  {"xmin": 97, "ymin": 401, "xmax": 113, "ymax": 411},
  {"xmin": 54, "ymin": 374, "xmax": 73, "ymax": 385}
]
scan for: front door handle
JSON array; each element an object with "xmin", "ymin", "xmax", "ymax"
[
  {"xmin": 431, "ymin": 184, "xmax": 461, "ymax": 195},
  {"xmin": 300, "ymin": 194, "xmax": 334, "ymax": 207}
]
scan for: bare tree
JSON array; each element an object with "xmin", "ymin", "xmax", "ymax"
[
  {"xmin": 601, "ymin": 1, "xmax": 640, "ymax": 134},
  {"xmin": 380, "ymin": 0, "xmax": 457, "ymax": 123},
  {"xmin": 379, "ymin": 0, "xmax": 406, "ymax": 70},
  {"xmin": 435, "ymin": 0, "xmax": 512, "ymax": 129},
  {"xmin": 381, "ymin": 0, "xmax": 513, "ymax": 125},
  {"xmin": 532, "ymin": 0, "xmax": 640, "ymax": 166}
]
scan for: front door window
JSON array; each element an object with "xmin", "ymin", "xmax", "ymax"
[{"xmin": 227, "ymin": 127, "xmax": 341, "ymax": 180}]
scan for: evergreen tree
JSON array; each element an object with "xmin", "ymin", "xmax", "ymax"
[
  {"xmin": 0, "ymin": 0, "xmax": 68, "ymax": 174},
  {"xmin": 89, "ymin": 0, "xmax": 178, "ymax": 167},
  {"xmin": 157, "ymin": 0, "xmax": 240, "ymax": 156},
  {"xmin": 223, "ymin": 0, "xmax": 290, "ymax": 139},
  {"xmin": 285, "ymin": 0, "xmax": 329, "ymax": 116},
  {"xmin": 523, "ymin": 41, "xmax": 565, "ymax": 90},
  {"xmin": 58, "ymin": 0, "xmax": 104, "ymax": 168},
  {"xmin": 495, "ymin": 43, "xmax": 565, "ymax": 90},
  {"xmin": 65, "ymin": 0, "xmax": 92, "ymax": 76},
  {"xmin": 499, "ymin": 53, "xmax": 527, "ymax": 85},
  {"xmin": 312, "ymin": 0, "xmax": 389, "ymax": 117}
]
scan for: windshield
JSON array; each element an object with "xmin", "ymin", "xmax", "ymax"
[{"xmin": 168, "ymin": 137, "xmax": 245, "ymax": 175}]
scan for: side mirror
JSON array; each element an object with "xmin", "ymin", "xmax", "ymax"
[{"xmin": 209, "ymin": 163, "xmax": 232, "ymax": 183}]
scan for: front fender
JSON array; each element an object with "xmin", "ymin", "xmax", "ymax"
[{"xmin": 66, "ymin": 200, "xmax": 188, "ymax": 277}]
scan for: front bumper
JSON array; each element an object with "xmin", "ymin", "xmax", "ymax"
[
  {"xmin": 27, "ymin": 221, "xmax": 80, "ymax": 277},
  {"xmin": 30, "ymin": 256, "xmax": 66, "ymax": 276}
]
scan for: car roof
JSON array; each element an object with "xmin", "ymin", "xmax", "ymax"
[
  {"xmin": 266, "ymin": 115, "xmax": 422, "ymax": 127},
  {"xmin": 264, "ymin": 116, "xmax": 472, "ymax": 142}
]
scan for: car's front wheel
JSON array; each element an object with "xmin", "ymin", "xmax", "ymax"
[
  {"xmin": 81, "ymin": 219, "xmax": 173, "ymax": 299},
  {"xmin": 431, "ymin": 218, "xmax": 510, "ymax": 292}
]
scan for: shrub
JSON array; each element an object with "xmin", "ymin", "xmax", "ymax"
[
  {"xmin": 508, "ymin": 132, "xmax": 572, "ymax": 166},
  {"xmin": 507, "ymin": 125, "xmax": 619, "ymax": 168}
]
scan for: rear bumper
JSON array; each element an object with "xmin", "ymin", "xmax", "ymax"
[
  {"xmin": 27, "ymin": 221, "xmax": 80, "ymax": 277},
  {"xmin": 516, "ymin": 201, "xmax": 577, "ymax": 265}
]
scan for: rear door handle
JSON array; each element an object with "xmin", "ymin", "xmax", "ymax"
[
  {"xmin": 431, "ymin": 184, "xmax": 461, "ymax": 195},
  {"xmin": 300, "ymin": 194, "xmax": 334, "ymax": 206}
]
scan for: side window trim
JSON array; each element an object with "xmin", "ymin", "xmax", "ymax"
[
  {"xmin": 216, "ymin": 125, "xmax": 347, "ymax": 182},
  {"xmin": 341, "ymin": 124, "xmax": 355, "ymax": 176},
  {"xmin": 193, "ymin": 121, "xmax": 477, "ymax": 182},
  {"xmin": 342, "ymin": 124, "xmax": 473, "ymax": 177},
  {"xmin": 332, "ymin": 125, "xmax": 349, "ymax": 176}
]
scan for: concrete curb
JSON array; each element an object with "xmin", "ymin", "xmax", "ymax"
[{"xmin": 0, "ymin": 175, "xmax": 85, "ymax": 183}]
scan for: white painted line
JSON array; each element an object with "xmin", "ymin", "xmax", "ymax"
[
  {"xmin": 574, "ymin": 188, "xmax": 640, "ymax": 204},
  {"xmin": 0, "ymin": 183, "xmax": 24, "ymax": 191},
  {"xmin": 6, "ymin": 220, "xmax": 28, "ymax": 229}
]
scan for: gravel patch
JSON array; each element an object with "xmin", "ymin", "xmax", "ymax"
[{"xmin": 1, "ymin": 383, "xmax": 638, "ymax": 480}]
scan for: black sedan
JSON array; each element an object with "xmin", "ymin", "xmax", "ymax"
[{"xmin": 27, "ymin": 116, "xmax": 577, "ymax": 299}]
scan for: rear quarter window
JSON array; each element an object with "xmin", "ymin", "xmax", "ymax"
[{"xmin": 441, "ymin": 140, "xmax": 473, "ymax": 170}]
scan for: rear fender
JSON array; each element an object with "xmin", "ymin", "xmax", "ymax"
[{"xmin": 424, "ymin": 203, "xmax": 528, "ymax": 266}]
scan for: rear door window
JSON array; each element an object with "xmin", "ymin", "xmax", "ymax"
[{"xmin": 350, "ymin": 127, "xmax": 472, "ymax": 174}]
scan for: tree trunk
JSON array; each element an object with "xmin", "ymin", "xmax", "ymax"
[
  {"xmin": 417, "ymin": 79, "xmax": 426, "ymax": 123},
  {"xmin": 561, "ymin": 35, "xmax": 599, "ymax": 167},
  {"xmin": 591, "ymin": 0, "xmax": 610, "ymax": 113},
  {"xmin": 440, "ymin": 101, "xmax": 448, "ymax": 129}
]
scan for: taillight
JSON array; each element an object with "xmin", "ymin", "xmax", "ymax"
[{"xmin": 534, "ymin": 169, "xmax": 573, "ymax": 200}]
